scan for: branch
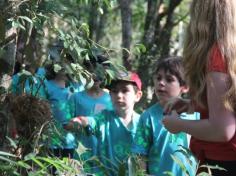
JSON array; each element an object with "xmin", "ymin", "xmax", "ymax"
[
  {"xmin": 173, "ymin": 12, "xmax": 189, "ymax": 26},
  {"xmin": 0, "ymin": 33, "xmax": 17, "ymax": 47}
]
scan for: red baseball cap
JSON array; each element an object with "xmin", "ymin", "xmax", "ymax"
[{"xmin": 111, "ymin": 71, "xmax": 142, "ymax": 90}]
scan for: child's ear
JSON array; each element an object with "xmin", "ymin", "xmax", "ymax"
[
  {"xmin": 135, "ymin": 90, "xmax": 143, "ymax": 102},
  {"xmin": 181, "ymin": 85, "xmax": 189, "ymax": 94}
]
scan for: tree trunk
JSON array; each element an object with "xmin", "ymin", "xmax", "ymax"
[
  {"xmin": 0, "ymin": 0, "xmax": 17, "ymax": 76},
  {"xmin": 88, "ymin": 1, "xmax": 99, "ymax": 40},
  {"xmin": 95, "ymin": 4, "xmax": 108, "ymax": 42},
  {"xmin": 153, "ymin": 0, "xmax": 183, "ymax": 58},
  {"xmin": 118, "ymin": 0, "xmax": 132, "ymax": 70},
  {"xmin": 137, "ymin": 0, "xmax": 184, "ymax": 108}
]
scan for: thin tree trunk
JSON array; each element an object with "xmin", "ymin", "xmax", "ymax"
[
  {"xmin": 88, "ymin": 1, "xmax": 99, "ymax": 40},
  {"xmin": 153, "ymin": 0, "xmax": 183, "ymax": 58},
  {"xmin": 0, "ymin": 0, "xmax": 17, "ymax": 76},
  {"xmin": 95, "ymin": 4, "xmax": 108, "ymax": 42},
  {"xmin": 118, "ymin": 0, "xmax": 132, "ymax": 70}
]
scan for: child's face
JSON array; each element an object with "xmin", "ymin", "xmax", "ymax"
[
  {"xmin": 91, "ymin": 74, "xmax": 103, "ymax": 89},
  {"xmin": 153, "ymin": 69, "xmax": 187, "ymax": 106},
  {"xmin": 110, "ymin": 81, "xmax": 142, "ymax": 114}
]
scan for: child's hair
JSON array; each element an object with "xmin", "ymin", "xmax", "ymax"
[
  {"xmin": 109, "ymin": 80, "xmax": 140, "ymax": 93},
  {"xmin": 183, "ymin": 0, "xmax": 236, "ymax": 111},
  {"xmin": 83, "ymin": 54, "xmax": 110, "ymax": 71},
  {"xmin": 83, "ymin": 54, "xmax": 110, "ymax": 86},
  {"xmin": 154, "ymin": 56, "xmax": 186, "ymax": 86},
  {"xmin": 25, "ymin": 64, "xmax": 36, "ymax": 74},
  {"xmin": 45, "ymin": 63, "xmax": 67, "ymax": 81}
]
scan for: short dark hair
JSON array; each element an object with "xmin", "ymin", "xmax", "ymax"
[
  {"xmin": 109, "ymin": 80, "xmax": 140, "ymax": 93},
  {"xmin": 83, "ymin": 54, "xmax": 110, "ymax": 71},
  {"xmin": 45, "ymin": 63, "xmax": 67, "ymax": 80},
  {"xmin": 154, "ymin": 56, "xmax": 186, "ymax": 86}
]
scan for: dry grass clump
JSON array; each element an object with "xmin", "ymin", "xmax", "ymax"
[{"xmin": 9, "ymin": 94, "xmax": 52, "ymax": 139}]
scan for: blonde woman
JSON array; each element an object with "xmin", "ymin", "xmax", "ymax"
[{"xmin": 162, "ymin": 0, "xmax": 236, "ymax": 175}]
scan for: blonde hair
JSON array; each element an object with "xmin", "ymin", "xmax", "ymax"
[{"xmin": 183, "ymin": 0, "xmax": 236, "ymax": 111}]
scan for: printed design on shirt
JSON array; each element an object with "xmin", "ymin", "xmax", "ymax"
[{"xmin": 94, "ymin": 103, "xmax": 106, "ymax": 114}]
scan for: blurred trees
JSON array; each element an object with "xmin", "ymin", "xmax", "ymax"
[{"xmin": 0, "ymin": 0, "xmax": 190, "ymax": 108}]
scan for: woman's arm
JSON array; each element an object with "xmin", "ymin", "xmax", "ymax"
[{"xmin": 163, "ymin": 72, "xmax": 236, "ymax": 142}]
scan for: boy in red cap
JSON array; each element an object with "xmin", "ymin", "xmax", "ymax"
[{"xmin": 66, "ymin": 71, "xmax": 142, "ymax": 175}]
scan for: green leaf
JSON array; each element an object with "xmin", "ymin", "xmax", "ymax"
[
  {"xmin": 170, "ymin": 154, "xmax": 190, "ymax": 175},
  {"xmin": 31, "ymin": 157, "xmax": 45, "ymax": 168},
  {"xmin": 80, "ymin": 23, "xmax": 90, "ymax": 37},
  {"xmin": 76, "ymin": 142, "xmax": 88, "ymax": 156},
  {"xmin": 0, "ymin": 156, "xmax": 17, "ymax": 164},
  {"xmin": 163, "ymin": 171, "xmax": 175, "ymax": 176},
  {"xmin": 12, "ymin": 20, "xmax": 26, "ymax": 30},
  {"xmin": 17, "ymin": 161, "xmax": 31, "ymax": 169},
  {"xmin": 78, "ymin": 72, "xmax": 87, "ymax": 87},
  {"xmin": 86, "ymin": 77, "xmax": 94, "ymax": 89},
  {"xmin": 24, "ymin": 153, "xmax": 37, "ymax": 160},
  {"xmin": 105, "ymin": 69, "xmax": 116, "ymax": 79},
  {"xmin": 134, "ymin": 44, "xmax": 146, "ymax": 53},
  {"xmin": 98, "ymin": 7, "xmax": 104, "ymax": 15},
  {"xmin": 6, "ymin": 136, "xmax": 17, "ymax": 149},
  {"xmin": 197, "ymin": 172, "xmax": 212, "ymax": 176},
  {"xmin": 37, "ymin": 157, "xmax": 65, "ymax": 170},
  {"xmin": 18, "ymin": 16, "xmax": 33, "ymax": 24},
  {"xmin": 0, "ymin": 151, "xmax": 16, "ymax": 158}
]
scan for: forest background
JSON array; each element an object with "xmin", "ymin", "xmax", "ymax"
[{"xmin": 0, "ymin": 0, "xmax": 191, "ymax": 110}]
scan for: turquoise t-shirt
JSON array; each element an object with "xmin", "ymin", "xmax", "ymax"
[
  {"xmin": 69, "ymin": 90, "xmax": 112, "ymax": 117},
  {"xmin": 45, "ymin": 80, "xmax": 76, "ymax": 149},
  {"xmin": 36, "ymin": 67, "xmax": 46, "ymax": 78},
  {"xmin": 67, "ymin": 81, "xmax": 85, "ymax": 94},
  {"xmin": 11, "ymin": 73, "xmax": 46, "ymax": 98},
  {"xmin": 68, "ymin": 90, "xmax": 113, "ymax": 159},
  {"xmin": 88, "ymin": 110, "xmax": 140, "ymax": 176},
  {"xmin": 132, "ymin": 103, "xmax": 198, "ymax": 176}
]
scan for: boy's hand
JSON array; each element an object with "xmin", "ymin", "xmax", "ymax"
[
  {"xmin": 72, "ymin": 116, "xmax": 88, "ymax": 127},
  {"xmin": 162, "ymin": 110, "xmax": 182, "ymax": 134},
  {"xmin": 63, "ymin": 121, "xmax": 77, "ymax": 131},
  {"xmin": 164, "ymin": 97, "xmax": 192, "ymax": 115},
  {"xmin": 64, "ymin": 116, "xmax": 87, "ymax": 131}
]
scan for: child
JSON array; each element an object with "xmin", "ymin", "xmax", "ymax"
[
  {"xmin": 66, "ymin": 55, "xmax": 113, "ymax": 170},
  {"xmin": 162, "ymin": 1, "xmax": 236, "ymax": 175},
  {"xmin": 67, "ymin": 71, "xmax": 142, "ymax": 175},
  {"xmin": 132, "ymin": 57, "xmax": 197, "ymax": 176},
  {"xmin": 44, "ymin": 63, "xmax": 76, "ymax": 159}
]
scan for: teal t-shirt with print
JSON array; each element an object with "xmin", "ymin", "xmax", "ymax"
[
  {"xmin": 132, "ymin": 103, "xmax": 198, "ymax": 176},
  {"xmin": 45, "ymin": 80, "xmax": 76, "ymax": 149},
  {"xmin": 88, "ymin": 110, "xmax": 140, "ymax": 176},
  {"xmin": 67, "ymin": 91, "xmax": 112, "ymax": 164}
]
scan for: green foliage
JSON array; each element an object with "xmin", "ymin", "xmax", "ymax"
[
  {"xmin": 171, "ymin": 145, "xmax": 226, "ymax": 176},
  {"xmin": 0, "ymin": 150, "xmax": 87, "ymax": 176}
]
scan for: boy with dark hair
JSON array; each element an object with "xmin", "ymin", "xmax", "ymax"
[{"xmin": 131, "ymin": 56, "xmax": 198, "ymax": 176}]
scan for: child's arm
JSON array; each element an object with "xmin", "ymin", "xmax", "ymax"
[
  {"xmin": 63, "ymin": 116, "xmax": 88, "ymax": 131},
  {"xmin": 64, "ymin": 116, "xmax": 97, "ymax": 136}
]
